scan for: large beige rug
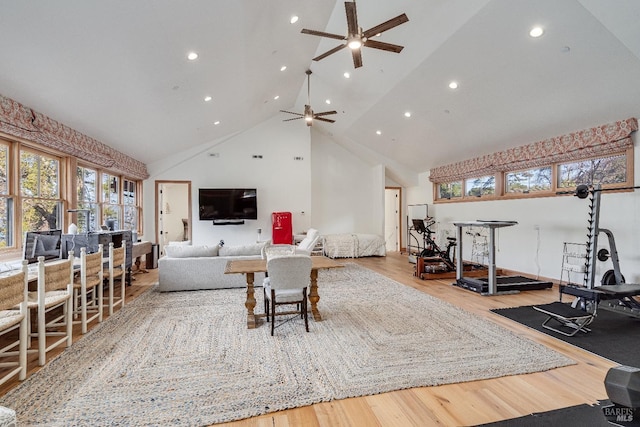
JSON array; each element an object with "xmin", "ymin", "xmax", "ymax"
[{"xmin": 0, "ymin": 264, "xmax": 574, "ymax": 426}]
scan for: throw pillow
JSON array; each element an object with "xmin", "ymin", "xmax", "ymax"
[
  {"xmin": 165, "ymin": 244, "xmax": 218, "ymax": 258},
  {"xmin": 167, "ymin": 240, "xmax": 192, "ymax": 246}
]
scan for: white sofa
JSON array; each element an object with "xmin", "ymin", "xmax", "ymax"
[{"xmin": 158, "ymin": 242, "xmax": 266, "ymax": 292}]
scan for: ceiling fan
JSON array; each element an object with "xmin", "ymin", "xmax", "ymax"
[
  {"xmin": 280, "ymin": 70, "xmax": 337, "ymax": 126},
  {"xmin": 301, "ymin": 1, "xmax": 409, "ymax": 69}
]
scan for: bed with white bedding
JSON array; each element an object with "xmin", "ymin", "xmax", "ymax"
[{"xmin": 323, "ymin": 233, "xmax": 386, "ymax": 258}]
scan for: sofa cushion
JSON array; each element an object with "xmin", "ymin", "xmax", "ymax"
[
  {"xmin": 167, "ymin": 240, "xmax": 191, "ymax": 246},
  {"xmin": 165, "ymin": 244, "xmax": 218, "ymax": 258},
  {"xmin": 219, "ymin": 242, "xmax": 265, "ymax": 257}
]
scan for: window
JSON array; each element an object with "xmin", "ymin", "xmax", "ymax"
[
  {"xmin": 437, "ymin": 182, "xmax": 462, "ymax": 200},
  {"xmin": 20, "ymin": 149, "xmax": 61, "ymax": 233},
  {"xmin": 77, "ymin": 165, "xmax": 98, "ymax": 233},
  {"xmin": 465, "ymin": 176, "xmax": 495, "ymax": 197},
  {"xmin": 123, "ymin": 179, "xmax": 138, "ymax": 232},
  {"xmin": 505, "ymin": 167, "xmax": 552, "ymax": 194},
  {"xmin": 0, "ymin": 143, "xmax": 12, "ymax": 248},
  {"xmin": 557, "ymin": 153, "xmax": 627, "ymax": 189},
  {"xmin": 101, "ymin": 173, "xmax": 121, "ymax": 228}
]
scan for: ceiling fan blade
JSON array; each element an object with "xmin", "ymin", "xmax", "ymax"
[
  {"xmin": 301, "ymin": 28, "xmax": 346, "ymax": 41},
  {"xmin": 352, "ymin": 48, "xmax": 363, "ymax": 68},
  {"xmin": 313, "ymin": 43, "xmax": 347, "ymax": 61},
  {"xmin": 279, "ymin": 110, "xmax": 304, "ymax": 116},
  {"xmin": 362, "ymin": 13, "xmax": 409, "ymax": 39},
  {"xmin": 363, "ymin": 39, "xmax": 404, "ymax": 53},
  {"xmin": 315, "ymin": 117, "xmax": 336, "ymax": 123},
  {"xmin": 345, "ymin": 1, "xmax": 359, "ymax": 36},
  {"xmin": 282, "ymin": 117, "xmax": 304, "ymax": 122},
  {"xmin": 314, "ymin": 110, "xmax": 338, "ymax": 117}
]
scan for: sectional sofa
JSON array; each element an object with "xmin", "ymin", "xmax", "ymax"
[{"xmin": 158, "ymin": 242, "xmax": 267, "ymax": 292}]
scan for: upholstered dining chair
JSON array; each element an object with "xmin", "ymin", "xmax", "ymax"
[
  {"xmin": 263, "ymin": 255, "xmax": 312, "ymax": 336},
  {"xmin": 28, "ymin": 254, "xmax": 74, "ymax": 366},
  {"xmin": 72, "ymin": 246, "xmax": 104, "ymax": 334},
  {"xmin": 0, "ymin": 260, "xmax": 29, "ymax": 385},
  {"xmin": 103, "ymin": 242, "xmax": 126, "ymax": 316}
]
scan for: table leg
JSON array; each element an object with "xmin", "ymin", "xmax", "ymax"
[
  {"xmin": 245, "ymin": 272, "xmax": 257, "ymax": 329},
  {"xmin": 308, "ymin": 269, "xmax": 322, "ymax": 321}
]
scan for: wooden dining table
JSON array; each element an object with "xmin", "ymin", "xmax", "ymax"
[{"xmin": 224, "ymin": 256, "xmax": 343, "ymax": 329}]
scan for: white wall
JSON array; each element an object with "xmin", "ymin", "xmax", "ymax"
[
  {"xmin": 310, "ymin": 129, "xmax": 385, "ymax": 235},
  {"xmin": 409, "ymin": 138, "xmax": 640, "ymax": 285},
  {"xmin": 143, "ymin": 117, "xmax": 387, "ymax": 247},
  {"xmin": 144, "ymin": 116, "xmax": 312, "ymax": 246}
]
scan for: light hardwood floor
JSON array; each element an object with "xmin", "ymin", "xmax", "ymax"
[{"xmin": 0, "ymin": 254, "xmax": 615, "ymax": 426}]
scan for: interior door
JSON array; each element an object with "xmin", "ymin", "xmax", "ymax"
[
  {"xmin": 156, "ymin": 181, "xmax": 191, "ymax": 256},
  {"xmin": 384, "ymin": 188, "xmax": 401, "ymax": 252}
]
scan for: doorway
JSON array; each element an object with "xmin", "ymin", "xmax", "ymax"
[
  {"xmin": 384, "ymin": 187, "xmax": 401, "ymax": 252},
  {"xmin": 155, "ymin": 181, "xmax": 191, "ymax": 257}
]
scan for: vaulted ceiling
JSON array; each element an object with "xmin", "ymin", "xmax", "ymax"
[{"xmin": 1, "ymin": 1, "xmax": 639, "ymax": 185}]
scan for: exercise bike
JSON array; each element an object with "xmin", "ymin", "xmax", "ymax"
[{"xmin": 412, "ymin": 218, "xmax": 456, "ymax": 271}]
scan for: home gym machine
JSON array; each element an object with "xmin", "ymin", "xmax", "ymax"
[
  {"xmin": 534, "ymin": 184, "xmax": 640, "ymax": 336},
  {"xmin": 411, "ymin": 218, "xmax": 457, "ymax": 273}
]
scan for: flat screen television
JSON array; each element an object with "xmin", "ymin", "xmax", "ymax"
[
  {"xmin": 198, "ymin": 188, "xmax": 257, "ymax": 221},
  {"xmin": 23, "ymin": 229, "xmax": 63, "ymax": 264}
]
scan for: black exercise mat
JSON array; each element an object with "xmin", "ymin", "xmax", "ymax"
[
  {"xmin": 475, "ymin": 400, "xmax": 611, "ymax": 427},
  {"xmin": 491, "ymin": 305, "xmax": 640, "ymax": 366}
]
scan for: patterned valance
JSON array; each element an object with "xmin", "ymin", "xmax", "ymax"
[
  {"xmin": 0, "ymin": 94, "xmax": 149, "ymax": 180},
  {"xmin": 429, "ymin": 117, "xmax": 638, "ymax": 183}
]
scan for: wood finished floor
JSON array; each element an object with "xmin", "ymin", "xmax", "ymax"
[{"xmin": 0, "ymin": 254, "xmax": 615, "ymax": 426}]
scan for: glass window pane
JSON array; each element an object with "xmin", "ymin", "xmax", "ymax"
[
  {"xmin": 20, "ymin": 151, "xmax": 59, "ymax": 198},
  {"xmin": 77, "ymin": 166, "xmax": 97, "ymax": 203},
  {"xmin": 102, "ymin": 174, "xmax": 119, "ymax": 203},
  {"xmin": 124, "ymin": 205, "xmax": 137, "ymax": 231},
  {"xmin": 505, "ymin": 167, "xmax": 552, "ymax": 193},
  {"xmin": 438, "ymin": 182, "xmax": 462, "ymax": 199},
  {"xmin": 0, "ymin": 145, "xmax": 8, "ymax": 195},
  {"xmin": 22, "ymin": 199, "xmax": 60, "ymax": 232},
  {"xmin": 0, "ymin": 197, "xmax": 11, "ymax": 248},
  {"xmin": 558, "ymin": 154, "xmax": 626, "ymax": 188},
  {"xmin": 465, "ymin": 176, "xmax": 495, "ymax": 197},
  {"xmin": 123, "ymin": 179, "xmax": 135, "ymax": 205}
]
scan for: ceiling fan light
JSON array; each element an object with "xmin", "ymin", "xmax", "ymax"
[
  {"xmin": 304, "ymin": 115, "xmax": 313, "ymax": 122},
  {"xmin": 348, "ymin": 38, "xmax": 362, "ymax": 50}
]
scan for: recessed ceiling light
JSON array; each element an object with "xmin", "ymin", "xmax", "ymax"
[
  {"xmin": 404, "ymin": 111, "xmax": 411, "ymax": 118},
  {"xmin": 204, "ymin": 96, "xmax": 212, "ymax": 102},
  {"xmin": 280, "ymin": 65, "xmax": 287, "ymax": 71},
  {"xmin": 274, "ymin": 95, "xmax": 279, "ymax": 100},
  {"xmin": 449, "ymin": 81, "xmax": 458, "ymax": 89},
  {"xmin": 325, "ymin": 99, "xmax": 331, "ymax": 105},
  {"xmin": 187, "ymin": 52, "xmax": 198, "ymax": 60},
  {"xmin": 214, "ymin": 121, "xmax": 220, "ymax": 125},
  {"xmin": 344, "ymin": 72, "xmax": 350, "ymax": 78},
  {"xmin": 376, "ymin": 130, "xmax": 382, "ymax": 135},
  {"xmin": 529, "ymin": 26, "xmax": 544, "ymax": 38},
  {"xmin": 290, "ymin": 15, "xmax": 299, "ymax": 24}
]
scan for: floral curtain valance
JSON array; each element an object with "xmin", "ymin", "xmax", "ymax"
[
  {"xmin": 429, "ymin": 117, "xmax": 638, "ymax": 183},
  {"xmin": 0, "ymin": 94, "xmax": 149, "ymax": 180}
]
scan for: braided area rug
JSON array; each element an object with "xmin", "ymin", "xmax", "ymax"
[{"xmin": 0, "ymin": 264, "xmax": 574, "ymax": 426}]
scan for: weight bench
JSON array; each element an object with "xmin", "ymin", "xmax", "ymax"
[
  {"xmin": 533, "ymin": 282, "xmax": 640, "ymax": 336},
  {"xmin": 533, "ymin": 301, "xmax": 596, "ymax": 336}
]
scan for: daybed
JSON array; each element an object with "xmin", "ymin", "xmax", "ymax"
[
  {"xmin": 323, "ymin": 233, "xmax": 386, "ymax": 259},
  {"xmin": 158, "ymin": 242, "xmax": 266, "ymax": 292}
]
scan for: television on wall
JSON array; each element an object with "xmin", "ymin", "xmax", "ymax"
[{"xmin": 198, "ymin": 188, "xmax": 257, "ymax": 221}]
